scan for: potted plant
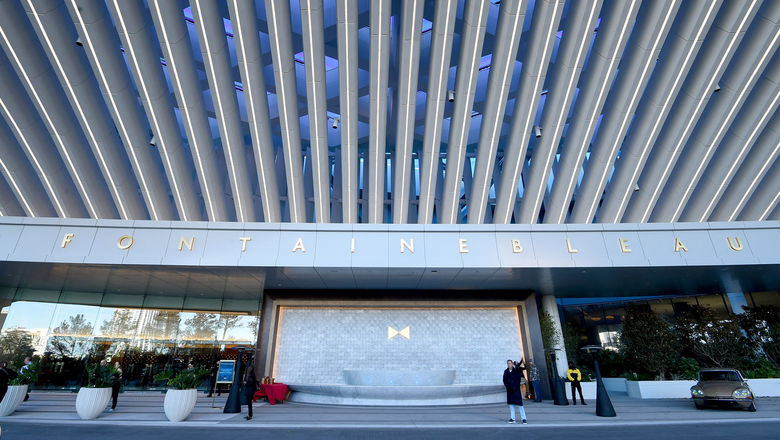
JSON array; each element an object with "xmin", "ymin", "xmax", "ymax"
[
  {"xmin": 157, "ymin": 368, "xmax": 208, "ymax": 422},
  {"xmin": 75, "ymin": 362, "xmax": 116, "ymax": 420},
  {"xmin": 0, "ymin": 363, "xmax": 38, "ymax": 416}
]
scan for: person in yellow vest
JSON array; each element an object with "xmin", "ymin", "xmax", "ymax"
[{"xmin": 566, "ymin": 362, "xmax": 587, "ymax": 405}]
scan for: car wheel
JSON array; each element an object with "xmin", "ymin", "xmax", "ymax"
[
  {"xmin": 747, "ymin": 402, "xmax": 756, "ymax": 412},
  {"xmin": 694, "ymin": 402, "xmax": 703, "ymax": 410}
]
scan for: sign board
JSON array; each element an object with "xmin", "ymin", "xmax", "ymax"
[{"xmin": 216, "ymin": 360, "xmax": 236, "ymax": 384}]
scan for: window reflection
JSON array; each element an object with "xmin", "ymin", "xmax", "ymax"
[
  {"xmin": 220, "ymin": 314, "xmax": 259, "ymax": 345},
  {"xmin": 0, "ymin": 301, "xmax": 56, "ymax": 365},
  {"xmin": 0, "ymin": 300, "xmax": 259, "ymax": 391},
  {"xmin": 175, "ymin": 312, "xmax": 217, "ymax": 379},
  {"xmin": 38, "ymin": 303, "xmax": 100, "ymax": 389}
]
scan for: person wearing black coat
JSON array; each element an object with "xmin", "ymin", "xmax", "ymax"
[
  {"xmin": 243, "ymin": 362, "xmax": 258, "ymax": 420},
  {"xmin": 0, "ymin": 361, "xmax": 17, "ymax": 402},
  {"xmin": 503, "ymin": 359, "xmax": 527, "ymax": 424}
]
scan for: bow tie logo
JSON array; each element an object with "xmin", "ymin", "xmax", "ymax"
[{"xmin": 387, "ymin": 326, "xmax": 410, "ymax": 340}]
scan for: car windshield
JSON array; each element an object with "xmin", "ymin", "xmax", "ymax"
[{"xmin": 700, "ymin": 371, "xmax": 740, "ymax": 382}]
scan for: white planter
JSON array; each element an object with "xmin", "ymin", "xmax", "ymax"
[
  {"xmin": 75, "ymin": 387, "xmax": 112, "ymax": 420},
  {"xmin": 567, "ymin": 379, "xmax": 628, "ymax": 401},
  {"xmin": 604, "ymin": 378, "xmax": 780, "ymax": 399},
  {"xmin": 163, "ymin": 389, "xmax": 198, "ymax": 422},
  {"xmin": 626, "ymin": 380, "xmax": 698, "ymax": 399},
  {"xmin": 603, "ymin": 378, "xmax": 628, "ymax": 394},
  {"xmin": 0, "ymin": 385, "xmax": 28, "ymax": 416},
  {"xmin": 626, "ymin": 380, "xmax": 641, "ymax": 398},
  {"xmin": 743, "ymin": 379, "xmax": 780, "ymax": 397},
  {"xmin": 579, "ymin": 382, "xmax": 597, "ymax": 400}
]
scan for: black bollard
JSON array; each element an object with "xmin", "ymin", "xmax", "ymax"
[
  {"xmin": 547, "ymin": 350, "xmax": 569, "ymax": 406},
  {"xmin": 223, "ymin": 348, "xmax": 247, "ymax": 413},
  {"xmin": 581, "ymin": 345, "xmax": 616, "ymax": 417}
]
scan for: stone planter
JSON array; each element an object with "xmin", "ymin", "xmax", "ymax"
[
  {"xmin": 0, "ymin": 384, "xmax": 28, "ymax": 416},
  {"xmin": 163, "ymin": 389, "xmax": 198, "ymax": 422},
  {"xmin": 745, "ymin": 378, "xmax": 780, "ymax": 397},
  {"xmin": 625, "ymin": 380, "xmax": 697, "ymax": 399},
  {"xmin": 76, "ymin": 387, "xmax": 112, "ymax": 420}
]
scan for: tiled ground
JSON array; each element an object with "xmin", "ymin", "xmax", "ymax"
[{"xmin": 2, "ymin": 392, "xmax": 778, "ymax": 428}]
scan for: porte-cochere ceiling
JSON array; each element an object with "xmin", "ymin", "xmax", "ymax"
[{"xmin": 0, "ymin": 0, "xmax": 778, "ymax": 225}]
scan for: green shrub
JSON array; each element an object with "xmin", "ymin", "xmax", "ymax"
[
  {"xmin": 675, "ymin": 305, "xmax": 750, "ymax": 369},
  {"xmin": 154, "ymin": 368, "xmax": 209, "ymax": 390},
  {"xmin": 9, "ymin": 363, "xmax": 38, "ymax": 386},
  {"xmin": 86, "ymin": 363, "xmax": 116, "ymax": 388},
  {"xmin": 741, "ymin": 358, "xmax": 780, "ymax": 379},
  {"xmin": 620, "ymin": 306, "xmax": 679, "ymax": 379},
  {"xmin": 153, "ymin": 370, "xmax": 173, "ymax": 383},
  {"xmin": 169, "ymin": 368, "xmax": 208, "ymax": 390},
  {"xmin": 671, "ymin": 356, "xmax": 700, "ymax": 380},
  {"xmin": 738, "ymin": 305, "xmax": 780, "ymax": 369},
  {"xmin": 598, "ymin": 350, "xmax": 627, "ymax": 378},
  {"xmin": 539, "ymin": 310, "xmax": 560, "ymax": 351}
]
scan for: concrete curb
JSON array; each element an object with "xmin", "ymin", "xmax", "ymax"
[{"xmin": 2, "ymin": 416, "xmax": 780, "ymax": 429}]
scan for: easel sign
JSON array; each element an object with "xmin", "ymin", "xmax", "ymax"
[
  {"xmin": 211, "ymin": 360, "xmax": 236, "ymax": 408},
  {"xmin": 217, "ymin": 360, "xmax": 236, "ymax": 384}
]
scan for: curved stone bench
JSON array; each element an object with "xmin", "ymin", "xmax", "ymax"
[
  {"xmin": 287, "ymin": 384, "xmax": 505, "ymax": 406},
  {"xmin": 342, "ymin": 370, "xmax": 456, "ymax": 386},
  {"xmin": 288, "ymin": 370, "xmax": 503, "ymax": 406}
]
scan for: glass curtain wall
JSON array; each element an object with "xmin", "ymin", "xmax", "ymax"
[{"xmin": 0, "ymin": 301, "xmax": 259, "ymax": 391}]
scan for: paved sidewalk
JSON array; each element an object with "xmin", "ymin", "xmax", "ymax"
[
  {"xmin": 223, "ymin": 396, "xmax": 780, "ymax": 428},
  {"xmin": 0, "ymin": 392, "xmax": 780, "ymax": 428},
  {"xmin": 1, "ymin": 392, "xmax": 778, "ymax": 429},
  {"xmin": 2, "ymin": 392, "xmax": 231, "ymax": 423}
]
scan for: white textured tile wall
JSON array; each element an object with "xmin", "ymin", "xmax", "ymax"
[{"xmin": 273, "ymin": 307, "xmax": 523, "ymax": 384}]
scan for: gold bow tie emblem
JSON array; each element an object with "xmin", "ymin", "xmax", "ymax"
[{"xmin": 387, "ymin": 326, "xmax": 410, "ymax": 340}]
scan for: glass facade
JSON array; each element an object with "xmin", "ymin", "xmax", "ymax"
[
  {"xmin": 0, "ymin": 301, "xmax": 259, "ymax": 391},
  {"xmin": 561, "ymin": 291, "xmax": 780, "ymax": 351}
]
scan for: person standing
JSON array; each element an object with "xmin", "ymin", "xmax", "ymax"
[
  {"xmin": 567, "ymin": 361, "xmax": 587, "ymax": 405},
  {"xmin": 243, "ymin": 361, "xmax": 257, "ymax": 420},
  {"xmin": 528, "ymin": 359, "xmax": 542, "ymax": 402},
  {"xmin": 20, "ymin": 357, "xmax": 32, "ymax": 401},
  {"xmin": 503, "ymin": 359, "xmax": 527, "ymax": 424},
  {"xmin": 110, "ymin": 361, "xmax": 123, "ymax": 411},
  {"xmin": 0, "ymin": 361, "xmax": 17, "ymax": 402},
  {"xmin": 207, "ymin": 361, "xmax": 218, "ymax": 398}
]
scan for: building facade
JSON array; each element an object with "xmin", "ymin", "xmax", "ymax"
[{"xmin": 1, "ymin": 0, "xmax": 780, "ymax": 402}]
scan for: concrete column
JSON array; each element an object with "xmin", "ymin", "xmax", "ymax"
[
  {"xmin": 726, "ymin": 292, "xmax": 749, "ymax": 315},
  {"xmin": 721, "ymin": 273, "xmax": 749, "ymax": 315},
  {"xmin": 256, "ymin": 291, "xmax": 275, "ymax": 378},
  {"xmin": 541, "ymin": 294, "xmax": 568, "ymax": 378},
  {"xmin": 0, "ymin": 296, "xmax": 13, "ymax": 331},
  {"xmin": 522, "ymin": 294, "xmax": 552, "ymax": 400}
]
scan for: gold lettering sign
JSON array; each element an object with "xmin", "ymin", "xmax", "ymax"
[
  {"xmin": 292, "ymin": 237, "xmax": 306, "ymax": 253},
  {"xmin": 674, "ymin": 237, "xmax": 688, "ymax": 253},
  {"xmin": 61, "ymin": 233, "xmax": 75, "ymax": 248},
  {"xmin": 117, "ymin": 235, "xmax": 134, "ymax": 250},
  {"xmin": 178, "ymin": 236, "xmax": 195, "ymax": 251},
  {"xmin": 618, "ymin": 238, "xmax": 631, "ymax": 253},
  {"xmin": 726, "ymin": 236, "xmax": 743, "ymax": 251},
  {"xmin": 76, "ymin": 229, "xmax": 768, "ymax": 260}
]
